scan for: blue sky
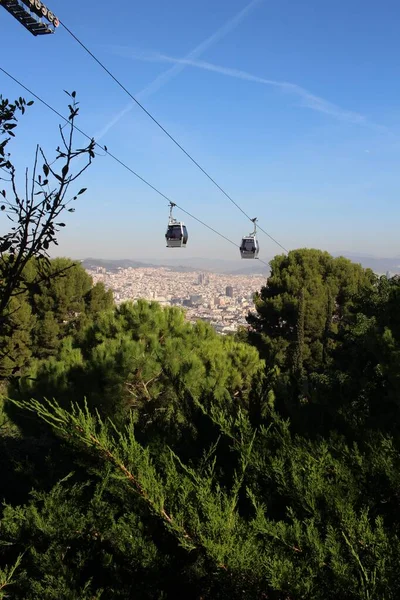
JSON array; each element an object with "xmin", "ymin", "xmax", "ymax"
[{"xmin": 1, "ymin": 0, "xmax": 400, "ymax": 262}]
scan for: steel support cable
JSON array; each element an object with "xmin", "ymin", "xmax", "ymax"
[
  {"xmin": 0, "ymin": 66, "xmax": 270, "ymax": 267},
  {"xmin": 59, "ymin": 20, "xmax": 288, "ymax": 254}
]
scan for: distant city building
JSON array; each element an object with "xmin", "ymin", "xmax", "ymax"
[
  {"xmin": 190, "ymin": 295, "xmax": 203, "ymax": 306},
  {"xmin": 198, "ymin": 273, "xmax": 209, "ymax": 285},
  {"xmin": 226, "ymin": 286, "xmax": 234, "ymax": 298}
]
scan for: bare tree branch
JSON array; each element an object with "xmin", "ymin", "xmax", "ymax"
[{"xmin": 0, "ymin": 91, "xmax": 95, "ymax": 379}]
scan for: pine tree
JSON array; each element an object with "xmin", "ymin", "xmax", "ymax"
[{"xmin": 248, "ymin": 248, "xmax": 375, "ymax": 371}]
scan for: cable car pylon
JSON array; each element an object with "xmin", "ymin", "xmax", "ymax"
[{"xmin": 0, "ymin": 0, "xmax": 59, "ymax": 36}]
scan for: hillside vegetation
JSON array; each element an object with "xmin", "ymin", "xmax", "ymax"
[
  {"xmin": 1, "ymin": 251, "xmax": 400, "ymax": 599},
  {"xmin": 2, "ymin": 93, "xmax": 400, "ymax": 600}
]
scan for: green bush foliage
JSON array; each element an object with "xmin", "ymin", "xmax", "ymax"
[{"xmin": 1, "ymin": 249, "xmax": 400, "ymax": 599}]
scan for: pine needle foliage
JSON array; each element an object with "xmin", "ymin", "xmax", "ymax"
[
  {"xmin": 6, "ymin": 392, "xmax": 400, "ymax": 600},
  {"xmin": 0, "ymin": 553, "xmax": 23, "ymax": 599}
]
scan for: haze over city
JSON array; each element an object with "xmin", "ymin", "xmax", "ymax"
[{"xmin": 2, "ymin": 0, "xmax": 400, "ymax": 262}]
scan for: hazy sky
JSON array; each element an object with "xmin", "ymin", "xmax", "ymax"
[{"xmin": 1, "ymin": 0, "xmax": 400, "ymax": 261}]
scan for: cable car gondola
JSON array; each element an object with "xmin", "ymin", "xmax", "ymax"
[
  {"xmin": 240, "ymin": 218, "xmax": 259, "ymax": 259},
  {"xmin": 165, "ymin": 202, "xmax": 188, "ymax": 248}
]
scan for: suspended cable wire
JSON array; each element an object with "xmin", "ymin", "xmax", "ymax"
[
  {"xmin": 59, "ymin": 20, "xmax": 288, "ymax": 255},
  {"xmin": 0, "ymin": 66, "xmax": 270, "ymax": 268}
]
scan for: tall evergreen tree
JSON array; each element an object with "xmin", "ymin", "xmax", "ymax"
[{"xmin": 248, "ymin": 248, "xmax": 375, "ymax": 371}]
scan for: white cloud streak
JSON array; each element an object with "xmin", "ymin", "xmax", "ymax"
[
  {"xmin": 95, "ymin": 0, "xmax": 263, "ymax": 141},
  {"xmin": 125, "ymin": 53, "xmax": 367, "ymax": 125}
]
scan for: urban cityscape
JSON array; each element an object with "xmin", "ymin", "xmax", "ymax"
[{"xmin": 87, "ymin": 265, "xmax": 267, "ymax": 334}]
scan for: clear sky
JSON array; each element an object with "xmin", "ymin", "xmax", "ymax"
[{"xmin": 1, "ymin": 0, "xmax": 400, "ymax": 262}]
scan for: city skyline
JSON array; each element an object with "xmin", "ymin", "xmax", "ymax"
[
  {"xmin": 88, "ymin": 264, "xmax": 267, "ymax": 335},
  {"xmin": 78, "ymin": 253, "xmax": 400, "ymax": 277}
]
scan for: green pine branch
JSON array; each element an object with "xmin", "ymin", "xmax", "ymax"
[{"xmin": 0, "ymin": 553, "xmax": 23, "ymax": 599}]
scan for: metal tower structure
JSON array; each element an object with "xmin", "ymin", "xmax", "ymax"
[{"xmin": 0, "ymin": 0, "xmax": 59, "ymax": 36}]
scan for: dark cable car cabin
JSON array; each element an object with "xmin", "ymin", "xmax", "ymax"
[
  {"xmin": 1, "ymin": 0, "xmax": 59, "ymax": 36},
  {"xmin": 240, "ymin": 236, "xmax": 259, "ymax": 259},
  {"xmin": 165, "ymin": 202, "xmax": 188, "ymax": 248},
  {"xmin": 240, "ymin": 217, "xmax": 259, "ymax": 259}
]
